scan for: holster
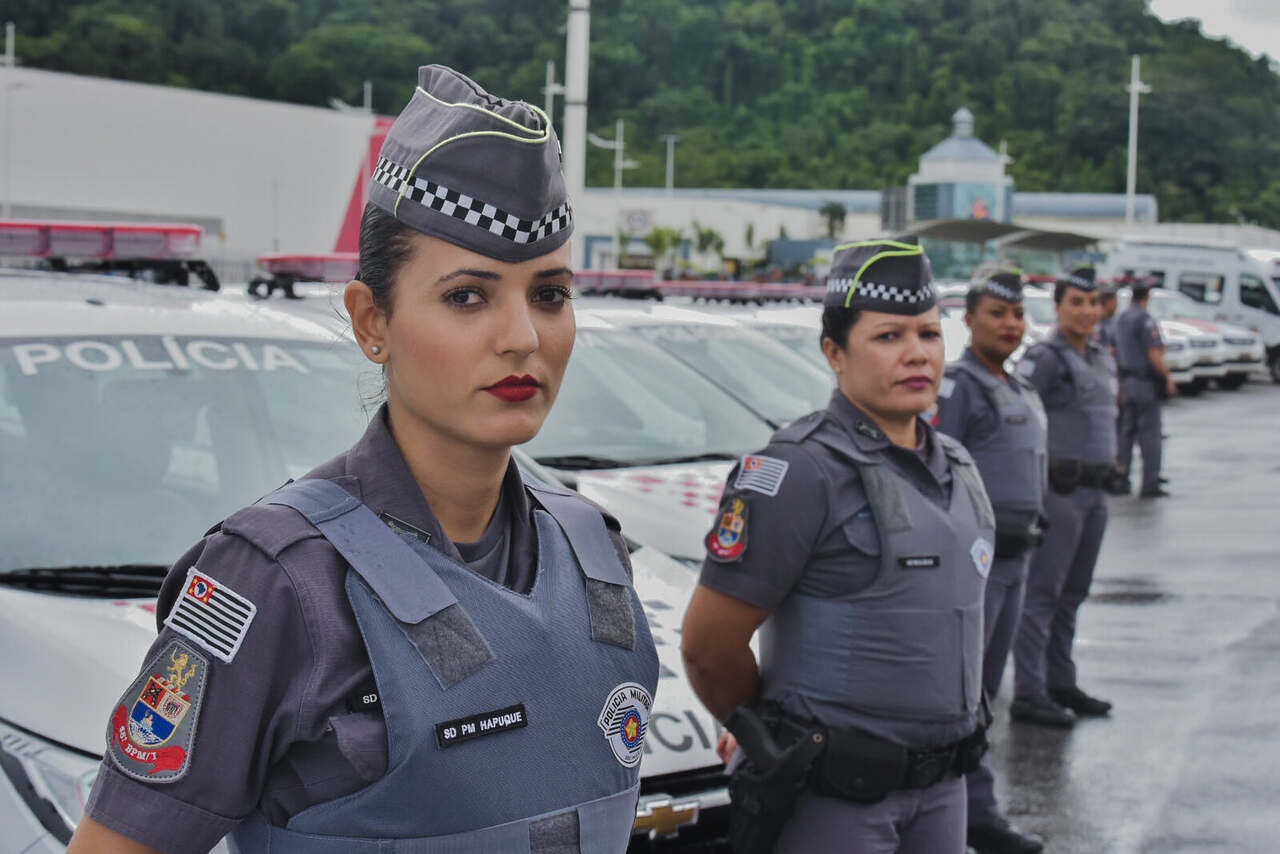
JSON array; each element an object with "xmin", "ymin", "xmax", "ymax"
[
  {"xmin": 1153, "ymin": 375, "xmax": 1171, "ymax": 401},
  {"xmin": 813, "ymin": 727, "xmax": 908, "ymax": 804},
  {"xmin": 993, "ymin": 513, "xmax": 1044, "ymax": 559},
  {"xmin": 1048, "ymin": 459, "xmax": 1082, "ymax": 494},
  {"xmin": 726, "ymin": 706, "xmax": 826, "ymax": 854}
]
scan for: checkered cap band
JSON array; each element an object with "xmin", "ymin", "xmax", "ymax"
[
  {"xmin": 983, "ymin": 280, "xmax": 1022, "ymax": 301},
  {"xmin": 373, "ymin": 157, "xmax": 573, "ymax": 247},
  {"xmin": 827, "ymin": 277, "xmax": 937, "ymax": 305}
]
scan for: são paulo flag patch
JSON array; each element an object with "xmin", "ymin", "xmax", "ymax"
[
  {"xmin": 598, "ymin": 682, "xmax": 653, "ymax": 767},
  {"xmin": 163, "ymin": 568, "xmax": 257, "ymax": 663},
  {"xmin": 733, "ymin": 454, "xmax": 789, "ymax": 497}
]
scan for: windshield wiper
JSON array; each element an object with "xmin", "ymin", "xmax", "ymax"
[
  {"xmin": 0, "ymin": 565, "xmax": 169, "ymax": 598},
  {"xmin": 534, "ymin": 454, "xmax": 633, "ymax": 470},
  {"xmin": 635, "ymin": 452, "xmax": 741, "ymax": 465}
]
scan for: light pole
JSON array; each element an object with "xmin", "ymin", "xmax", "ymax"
[
  {"xmin": 587, "ymin": 119, "xmax": 638, "ymax": 266},
  {"xmin": 2, "ymin": 78, "xmax": 26, "ymax": 219},
  {"xmin": 543, "ymin": 60, "xmax": 565, "ymax": 132},
  {"xmin": 662, "ymin": 134, "xmax": 678, "ymax": 195},
  {"xmin": 1125, "ymin": 55, "xmax": 1151, "ymax": 226}
]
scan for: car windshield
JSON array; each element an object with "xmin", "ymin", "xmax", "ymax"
[
  {"xmin": 1148, "ymin": 292, "xmax": 1210, "ymax": 320},
  {"xmin": 1023, "ymin": 296, "xmax": 1057, "ymax": 325},
  {"xmin": 523, "ymin": 328, "xmax": 772, "ymax": 465},
  {"xmin": 750, "ymin": 323, "xmax": 829, "ymax": 370},
  {"xmin": 0, "ymin": 335, "xmax": 372, "ymax": 573},
  {"xmin": 628, "ymin": 324, "xmax": 833, "ymax": 423}
]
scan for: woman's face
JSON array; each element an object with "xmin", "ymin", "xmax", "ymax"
[
  {"xmin": 355, "ymin": 233, "xmax": 576, "ymax": 450},
  {"xmin": 1056, "ymin": 286, "xmax": 1101, "ymax": 339},
  {"xmin": 966, "ymin": 295, "xmax": 1026, "ymax": 363},
  {"xmin": 824, "ymin": 307, "xmax": 946, "ymax": 420}
]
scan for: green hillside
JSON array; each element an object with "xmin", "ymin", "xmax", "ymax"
[{"xmin": 8, "ymin": 0, "xmax": 1280, "ymax": 226}]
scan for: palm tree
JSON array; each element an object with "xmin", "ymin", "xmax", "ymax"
[{"xmin": 819, "ymin": 201, "xmax": 847, "ymax": 239}]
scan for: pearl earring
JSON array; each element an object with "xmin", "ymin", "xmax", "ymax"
[{"xmin": 371, "ymin": 345, "xmax": 382, "ymax": 355}]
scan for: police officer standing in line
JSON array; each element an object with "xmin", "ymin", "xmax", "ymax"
[
  {"xmin": 1010, "ymin": 266, "xmax": 1117, "ymax": 728},
  {"xmin": 683, "ymin": 239, "xmax": 995, "ymax": 854},
  {"xmin": 935, "ymin": 269, "xmax": 1047, "ymax": 854},
  {"xmin": 68, "ymin": 65, "xmax": 657, "ymax": 854},
  {"xmin": 1115, "ymin": 279, "xmax": 1175, "ymax": 498},
  {"xmin": 1096, "ymin": 282, "xmax": 1119, "ymax": 353}
]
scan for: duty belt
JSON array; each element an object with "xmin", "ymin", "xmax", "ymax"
[{"xmin": 1049, "ymin": 459, "xmax": 1113, "ymax": 492}]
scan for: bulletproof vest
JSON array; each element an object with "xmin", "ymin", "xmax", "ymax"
[
  {"xmin": 947, "ymin": 360, "xmax": 1048, "ymax": 524},
  {"xmin": 228, "ymin": 478, "xmax": 658, "ymax": 854},
  {"xmin": 758, "ymin": 427, "xmax": 995, "ymax": 737},
  {"xmin": 1040, "ymin": 339, "xmax": 1118, "ymax": 465},
  {"xmin": 1113, "ymin": 307, "xmax": 1154, "ymax": 376}
]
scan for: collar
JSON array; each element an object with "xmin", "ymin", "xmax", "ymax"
[
  {"xmin": 826, "ymin": 391, "xmax": 950, "ymax": 487},
  {"xmin": 1050, "ymin": 327, "xmax": 1099, "ymax": 355},
  {"xmin": 337, "ymin": 404, "xmax": 531, "ymax": 560}
]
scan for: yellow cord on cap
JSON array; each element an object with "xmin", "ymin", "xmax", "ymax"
[{"xmin": 830, "ymin": 240, "xmax": 925, "ymax": 309}]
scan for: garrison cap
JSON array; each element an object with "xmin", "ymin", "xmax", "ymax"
[
  {"xmin": 971, "ymin": 266, "xmax": 1024, "ymax": 303},
  {"xmin": 824, "ymin": 237, "xmax": 937, "ymax": 314},
  {"xmin": 1058, "ymin": 265, "xmax": 1099, "ymax": 293},
  {"xmin": 369, "ymin": 65, "xmax": 572, "ymax": 262}
]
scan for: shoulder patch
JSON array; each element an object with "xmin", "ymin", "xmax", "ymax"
[
  {"xmin": 163, "ymin": 567, "xmax": 257, "ymax": 663},
  {"xmin": 107, "ymin": 640, "xmax": 208, "ymax": 783},
  {"xmin": 733, "ymin": 454, "xmax": 790, "ymax": 497},
  {"xmin": 706, "ymin": 498, "xmax": 748, "ymax": 562},
  {"xmin": 938, "ymin": 377, "xmax": 957, "ymax": 399}
]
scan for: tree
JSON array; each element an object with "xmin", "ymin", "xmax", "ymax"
[
  {"xmin": 692, "ymin": 221, "xmax": 726, "ymax": 271},
  {"xmin": 819, "ymin": 201, "xmax": 847, "ymax": 239},
  {"xmin": 643, "ymin": 227, "xmax": 684, "ymax": 277}
]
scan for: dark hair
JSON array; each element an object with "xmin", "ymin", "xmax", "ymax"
[
  {"xmin": 965, "ymin": 287, "xmax": 986, "ymax": 314},
  {"xmin": 358, "ymin": 202, "xmax": 419, "ymax": 315},
  {"xmin": 1132, "ymin": 284, "xmax": 1152, "ymax": 302},
  {"xmin": 820, "ymin": 306, "xmax": 862, "ymax": 349},
  {"xmin": 1053, "ymin": 281, "xmax": 1068, "ymax": 304}
]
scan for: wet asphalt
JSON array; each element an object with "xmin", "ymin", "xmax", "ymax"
[{"xmin": 986, "ymin": 378, "xmax": 1280, "ymax": 853}]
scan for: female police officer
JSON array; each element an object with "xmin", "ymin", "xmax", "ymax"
[
  {"xmin": 682, "ymin": 239, "xmax": 995, "ymax": 853},
  {"xmin": 935, "ymin": 270, "xmax": 1047, "ymax": 854},
  {"xmin": 68, "ymin": 65, "xmax": 657, "ymax": 854}
]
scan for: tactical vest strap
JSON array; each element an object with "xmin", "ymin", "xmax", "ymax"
[
  {"xmin": 856, "ymin": 464, "xmax": 913, "ymax": 533},
  {"xmin": 937, "ymin": 437, "xmax": 997, "ymax": 531},
  {"xmin": 261, "ymin": 479, "xmax": 457, "ymax": 624},
  {"xmin": 949, "ymin": 360, "xmax": 1014, "ymax": 413},
  {"xmin": 527, "ymin": 483, "xmax": 636, "ymax": 650}
]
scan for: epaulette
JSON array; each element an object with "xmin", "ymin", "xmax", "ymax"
[
  {"xmin": 935, "ymin": 431, "xmax": 978, "ymax": 466},
  {"xmin": 772, "ymin": 409, "xmax": 826, "ymax": 444},
  {"xmin": 220, "ymin": 502, "xmax": 325, "ymax": 561}
]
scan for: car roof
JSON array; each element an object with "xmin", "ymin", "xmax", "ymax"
[{"xmin": 0, "ymin": 272, "xmax": 350, "ymax": 341}]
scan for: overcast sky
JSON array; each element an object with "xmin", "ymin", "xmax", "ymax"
[{"xmin": 1150, "ymin": 0, "xmax": 1280, "ymax": 61}]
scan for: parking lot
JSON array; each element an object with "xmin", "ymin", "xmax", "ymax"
[{"xmin": 982, "ymin": 380, "xmax": 1280, "ymax": 854}]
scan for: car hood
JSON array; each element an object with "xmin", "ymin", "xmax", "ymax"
[
  {"xmin": 0, "ymin": 551, "xmax": 725, "ymax": 779},
  {"xmin": 571, "ymin": 462, "xmax": 731, "ymax": 562},
  {"xmin": 629, "ymin": 544, "xmax": 724, "ymax": 777},
  {"xmin": 0, "ymin": 588, "xmax": 158, "ymax": 754}
]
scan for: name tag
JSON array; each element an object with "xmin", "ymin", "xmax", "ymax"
[
  {"xmin": 436, "ymin": 704, "xmax": 528, "ymax": 749},
  {"xmin": 898, "ymin": 555, "xmax": 941, "ymax": 569},
  {"xmin": 1005, "ymin": 415, "xmax": 1028, "ymax": 425}
]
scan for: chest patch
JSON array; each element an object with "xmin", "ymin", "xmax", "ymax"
[
  {"xmin": 970, "ymin": 537, "xmax": 994, "ymax": 578},
  {"xmin": 436, "ymin": 704, "xmax": 528, "ymax": 749},
  {"xmin": 706, "ymin": 498, "xmax": 748, "ymax": 562},
  {"xmin": 898, "ymin": 554, "xmax": 941, "ymax": 569},
  {"xmin": 733, "ymin": 454, "xmax": 789, "ymax": 496},
  {"xmin": 107, "ymin": 640, "xmax": 208, "ymax": 783},
  {"xmin": 598, "ymin": 682, "xmax": 652, "ymax": 767},
  {"xmin": 163, "ymin": 568, "xmax": 257, "ymax": 663}
]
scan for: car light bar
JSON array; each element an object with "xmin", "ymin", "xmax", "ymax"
[
  {"xmin": 256, "ymin": 253, "xmax": 360, "ymax": 283},
  {"xmin": 575, "ymin": 269, "xmax": 823, "ymax": 303},
  {"xmin": 0, "ymin": 220, "xmax": 202, "ymax": 260}
]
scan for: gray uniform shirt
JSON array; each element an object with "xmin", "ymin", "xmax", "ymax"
[
  {"xmin": 85, "ymin": 405, "xmax": 632, "ymax": 854},
  {"xmin": 1114, "ymin": 304, "xmax": 1164, "ymax": 376},
  {"xmin": 934, "ymin": 348, "xmax": 1021, "ymax": 448},
  {"xmin": 700, "ymin": 393, "xmax": 963, "ymax": 745}
]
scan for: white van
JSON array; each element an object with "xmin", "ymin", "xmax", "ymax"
[{"xmin": 1100, "ymin": 239, "xmax": 1280, "ymax": 382}]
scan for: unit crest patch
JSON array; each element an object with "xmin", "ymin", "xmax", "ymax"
[
  {"xmin": 598, "ymin": 682, "xmax": 652, "ymax": 767},
  {"xmin": 970, "ymin": 537, "xmax": 994, "ymax": 578},
  {"xmin": 163, "ymin": 568, "xmax": 257, "ymax": 663},
  {"xmin": 733, "ymin": 454, "xmax": 789, "ymax": 497},
  {"xmin": 107, "ymin": 640, "xmax": 208, "ymax": 782},
  {"xmin": 706, "ymin": 498, "xmax": 748, "ymax": 562}
]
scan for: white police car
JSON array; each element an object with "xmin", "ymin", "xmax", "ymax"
[{"xmin": 0, "ymin": 273, "xmax": 729, "ymax": 851}]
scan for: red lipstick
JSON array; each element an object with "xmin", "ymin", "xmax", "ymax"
[
  {"xmin": 898, "ymin": 375, "xmax": 933, "ymax": 391},
  {"xmin": 484, "ymin": 374, "xmax": 540, "ymax": 402}
]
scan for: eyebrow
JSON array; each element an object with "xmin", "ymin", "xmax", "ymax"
[
  {"xmin": 436, "ymin": 268, "xmax": 501, "ymax": 286},
  {"xmin": 534, "ymin": 266, "xmax": 574, "ymax": 280}
]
